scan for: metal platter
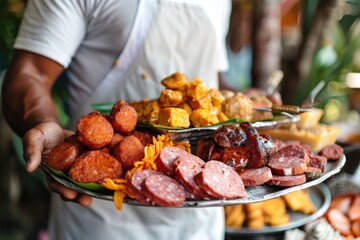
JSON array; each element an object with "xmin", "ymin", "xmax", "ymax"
[
  {"xmin": 42, "ymin": 155, "xmax": 345, "ymax": 207},
  {"xmin": 225, "ymin": 183, "xmax": 331, "ymax": 235}
]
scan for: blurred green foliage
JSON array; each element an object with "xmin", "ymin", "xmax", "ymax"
[
  {"xmin": 0, "ymin": 0, "xmax": 25, "ymax": 71},
  {"xmin": 296, "ymin": 0, "xmax": 360, "ymax": 123}
]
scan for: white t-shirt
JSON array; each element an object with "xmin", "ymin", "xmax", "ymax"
[
  {"xmin": 14, "ymin": 1, "xmax": 231, "ymax": 239},
  {"xmin": 14, "ymin": 0, "xmax": 230, "ymax": 114}
]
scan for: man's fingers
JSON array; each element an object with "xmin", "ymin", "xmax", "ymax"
[{"xmin": 45, "ymin": 173, "xmax": 93, "ymax": 206}]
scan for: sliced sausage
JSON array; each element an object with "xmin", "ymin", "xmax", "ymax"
[
  {"xmin": 308, "ymin": 155, "xmax": 328, "ymax": 173},
  {"xmin": 77, "ymin": 112, "xmax": 114, "ymax": 149},
  {"xmin": 156, "ymin": 147, "xmax": 191, "ymax": 176},
  {"xmin": 238, "ymin": 166, "xmax": 273, "ymax": 186},
  {"xmin": 267, "ymin": 174, "xmax": 306, "ymax": 187},
  {"xmin": 268, "ymin": 144, "xmax": 309, "ymax": 176},
  {"xmin": 330, "ymin": 194, "xmax": 353, "ymax": 214},
  {"xmin": 352, "ymin": 220, "xmax": 360, "ymax": 237},
  {"xmin": 304, "ymin": 166, "xmax": 322, "ymax": 180},
  {"xmin": 320, "ymin": 144, "xmax": 344, "ymax": 161},
  {"xmin": 126, "ymin": 169, "xmax": 162, "ymax": 204},
  {"xmin": 110, "ymin": 99, "xmax": 138, "ymax": 135},
  {"xmin": 194, "ymin": 160, "xmax": 247, "ymax": 199},
  {"xmin": 114, "ymin": 135, "xmax": 145, "ymax": 172},
  {"xmin": 174, "ymin": 155, "xmax": 211, "ymax": 199},
  {"xmin": 69, "ymin": 150, "xmax": 124, "ymax": 183},
  {"xmin": 325, "ymin": 208, "xmax": 352, "ymax": 237},
  {"xmin": 142, "ymin": 174, "xmax": 186, "ymax": 207},
  {"xmin": 47, "ymin": 142, "xmax": 79, "ymax": 172}
]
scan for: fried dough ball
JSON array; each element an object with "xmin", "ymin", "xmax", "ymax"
[
  {"xmin": 69, "ymin": 150, "xmax": 124, "ymax": 183},
  {"xmin": 222, "ymin": 92, "xmax": 253, "ymax": 121},
  {"xmin": 77, "ymin": 112, "xmax": 114, "ymax": 149}
]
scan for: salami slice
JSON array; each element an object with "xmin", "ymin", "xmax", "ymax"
[
  {"xmin": 194, "ymin": 160, "xmax": 247, "ymax": 199},
  {"xmin": 126, "ymin": 169, "xmax": 162, "ymax": 204},
  {"xmin": 238, "ymin": 166, "xmax": 273, "ymax": 186},
  {"xmin": 308, "ymin": 155, "xmax": 328, "ymax": 173},
  {"xmin": 156, "ymin": 147, "xmax": 191, "ymax": 176},
  {"xmin": 174, "ymin": 155, "xmax": 211, "ymax": 199},
  {"xmin": 320, "ymin": 144, "xmax": 344, "ymax": 161},
  {"xmin": 267, "ymin": 174, "xmax": 306, "ymax": 187},
  {"xmin": 268, "ymin": 144, "xmax": 309, "ymax": 176},
  {"xmin": 304, "ymin": 167, "xmax": 322, "ymax": 180},
  {"xmin": 142, "ymin": 174, "xmax": 186, "ymax": 207}
]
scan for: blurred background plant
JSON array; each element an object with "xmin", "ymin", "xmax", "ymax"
[
  {"xmin": 0, "ymin": 0, "xmax": 25, "ymax": 71},
  {"xmin": 295, "ymin": 0, "xmax": 360, "ymax": 124}
]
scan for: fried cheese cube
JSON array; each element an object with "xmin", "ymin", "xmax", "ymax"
[
  {"xmin": 178, "ymin": 102, "xmax": 193, "ymax": 116},
  {"xmin": 186, "ymin": 77, "xmax": 208, "ymax": 101},
  {"xmin": 143, "ymin": 100, "xmax": 160, "ymax": 123},
  {"xmin": 188, "ymin": 94, "xmax": 212, "ymax": 110},
  {"xmin": 161, "ymin": 72, "xmax": 189, "ymax": 90},
  {"xmin": 159, "ymin": 89, "xmax": 183, "ymax": 107},
  {"xmin": 208, "ymin": 88, "xmax": 225, "ymax": 105},
  {"xmin": 158, "ymin": 107, "xmax": 190, "ymax": 128},
  {"xmin": 190, "ymin": 109, "xmax": 211, "ymax": 128}
]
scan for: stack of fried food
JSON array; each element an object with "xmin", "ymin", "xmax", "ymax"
[
  {"xmin": 129, "ymin": 72, "xmax": 229, "ymax": 128},
  {"xmin": 225, "ymin": 189, "xmax": 317, "ymax": 229},
  {"xmin": 129, "ymin": 72, "xmax": 278, "ymax": 128}
]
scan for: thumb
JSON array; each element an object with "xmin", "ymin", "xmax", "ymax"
[{"xmin": 23, "ymin": 128, "xmax": 45, "ymax": 173}]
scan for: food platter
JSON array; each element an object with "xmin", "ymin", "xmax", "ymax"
[
  {"xmin": 41, "ymin": 155, "xmax": 345, "ymax": 207},
  {"xmin": 225, "ymin": 183, "xmax": 331, "ymax": 236},
  {"xmin": 92, "ymin": 103, "xmax": 300, "ymax": 141}
]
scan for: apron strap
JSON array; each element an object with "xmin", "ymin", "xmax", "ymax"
[{"xmin": 69, "ymin": 0, "xmax": 158, "ymax": 128}]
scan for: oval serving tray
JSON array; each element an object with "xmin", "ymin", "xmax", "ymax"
[{"xmin": 41, "ymin": 155, "xmax": 345, "ymax": 207}]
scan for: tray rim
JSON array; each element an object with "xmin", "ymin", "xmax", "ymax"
[{"xmin": 41, "ymin": 155, "xmax": 346, "ymax": 207}]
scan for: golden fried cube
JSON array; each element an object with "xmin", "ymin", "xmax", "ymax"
[
  {"xmin": 190, "ymin": 109, "xmax": 211, "ymax": 128},
  {"xmin": 159, "ymin": 89, "xmax": 183, "ymax": 107},
  {"xmin": 208, "ymin": 88, "xmax": 225, "ymax": 105},
  {"xmin": 178, "ymin": 102, "xmax": 193, "ymax": 116},
  {"xmin": 158, "ymin": 107, "xmax": 190, "ymax": 128},
  {"xmin": 143, "ymin": 100, "xmax": 160, "ymax": 122},
  {"xmin": 186, "ymin": 77, "xmax": 208, "ymax": 101},
  {"xmin": 161, "ymin": 72, "xmax": 189, "ymax": 90},
  {"xmin": 188, "ymin": 94, "xmax": 212, "ymax": 110}
]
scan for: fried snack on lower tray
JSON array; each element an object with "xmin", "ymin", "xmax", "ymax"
[{"xmin": 224, "ymin": 189, "xmax": 317, "ymax": 229}]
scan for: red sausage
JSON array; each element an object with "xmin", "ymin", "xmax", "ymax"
[
  {"xmin": 126, "ymin": 169, "xmax": 162, "ymax": 204},
  {"xmin": 238, "ymin": 166, "xmax": 273, "ymax": 186},
  {"xmin": 156, "ymin": 147, "xmax": 191, "ymax": 176},
  {"xmin": 174, "ymin": 155, "xmax": 211, "ymax": 199},
  {"xmin": 268, "ymin": 144, "xmax": 309, "ymax": 176},
  {"xmin": 266, "ymin": 174, "xmax": 306, "ymax": 187},
  {"xmin": 142, "ymin": 174, "xmax": 186, "ymax": 207},
  {"xmin": 194, "ymin": 160, "xmax": 247, "ymax": 199},
  {"xmin": 320, "ymin": 144, "xmax": 344, "ymax": 161}
]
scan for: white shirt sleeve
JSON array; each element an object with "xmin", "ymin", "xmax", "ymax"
[{"xmin": 14, "ymin": 0, "xmax": 87, "ymax": 67}]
